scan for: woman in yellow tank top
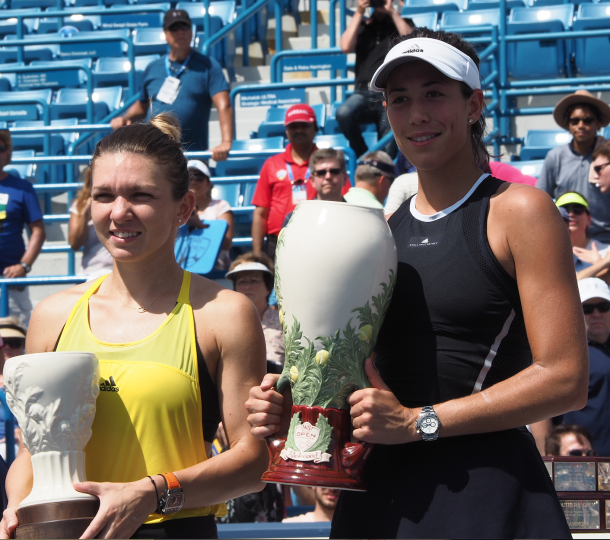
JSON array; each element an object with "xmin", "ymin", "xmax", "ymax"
[{"xmin": 0, "ymin": 114, "xmax": 268, "ymax": 539}]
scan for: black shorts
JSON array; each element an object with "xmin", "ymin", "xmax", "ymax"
[{"xmin": 131, "ymin": 515, "xmax": 217, "ymax": 539}]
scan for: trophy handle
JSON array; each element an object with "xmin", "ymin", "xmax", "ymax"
[
  {"xmin": 341, "ymin": 441, "xmax": 374, "ymax": 478},
  {"xmin": 265, "ymin": 433, "xmax": 286, "ymax": 461}
]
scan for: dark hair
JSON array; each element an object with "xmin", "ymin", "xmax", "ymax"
[
  {"xmin": 565, "ymin": 103, "xmax": 602, "ymax": 125},
  {"xmin": 310, "ymin": 148, "xmax": 346, "ymax": 173},
  {"xmin": 90, "ymin": 113, "xmax": 189, "ymax": 201},
  {"xmin": 388, "ymin": 28, "xmax": 490, "ymax": 173},
  {"xmin": 593, "ymin": 140, "xmax": 610, "ymax": 163},
  {"xmin": 545, "ymin": 424, "xmax": 595, "ymax": 456}
]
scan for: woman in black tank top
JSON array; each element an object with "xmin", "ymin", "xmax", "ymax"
[{"xmin": 247, "ymin": 29, "xmax": 588, "ymax": 539}]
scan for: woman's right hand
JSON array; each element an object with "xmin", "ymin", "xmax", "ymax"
[
  {"xmin": 0, "ymin": 507, "xmax": 19, "ymax": 539},
  {"xmin": 245, "ymin": 374, "xmax": 284, "ymax": 439}
]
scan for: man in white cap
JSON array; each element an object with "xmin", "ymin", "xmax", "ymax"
[{"xmin": 537, "ymin": 90, "xmax": 610, "ymax": 243}]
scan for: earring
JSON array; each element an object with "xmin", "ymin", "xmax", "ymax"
[
  {"xmin": 178, "ymin": 219, "xmax": 181, "ymax": 223},
  {"xmin": 468, "ymin": 119, "xmax": 473, "ymax": 123}
]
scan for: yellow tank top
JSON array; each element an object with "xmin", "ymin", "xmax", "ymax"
[{"xmin": 56, "ymin": 270, "xmax": 226, "ymax": 524}]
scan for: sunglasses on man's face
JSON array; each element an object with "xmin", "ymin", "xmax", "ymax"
[
  {"xmin": 569, "ymin": 116, "xmax": 596, "ymax": 126},
  {"xmin": 2, "ymin": 337, "xmax": 24, "ymax": 349},
  {"xmin": 313, "ymin": 168, "xmax": 342, "ymax": 178},
  {"xmin": 583, "ymin": 301, "xmax": 610, "ymax": 315},
  {"xmin": 594, "ymin": 162, "xmax": 610, "ymax": 176},
  {"xmin": 168, "ymin": 23, "xmax": 190, "ymax": 32},
  {"xmin": 568, "ymin": 449, "xmax": 596, "ymax": 456},
  {"xmin": 562, "ymin": 204, "xmax": 588, "ymax": 216}
]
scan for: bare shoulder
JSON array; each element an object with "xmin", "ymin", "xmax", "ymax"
[
  {"xmin": 189, "ymin": 273, "xmax": 255, "ymax": 316},
  {"xmin": 27, "ymin": 280, "xmax": 93, "ymax": 353},
  {"xmin": 490, "ymin": 182, "xmax": 560, "ymax": 229}
]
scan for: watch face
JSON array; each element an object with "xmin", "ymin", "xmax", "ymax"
[
  {"xmin": 164, "ymin": 492, "xmax": 185, "ymax": 513},
  {"xmin": 420, "ymin": 416, "xmax": 438, "ymax": 434}
]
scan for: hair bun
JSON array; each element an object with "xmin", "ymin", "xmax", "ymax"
[{"xmin": 149, "ymin": 112, "xmax": 182, "ymax": 143}]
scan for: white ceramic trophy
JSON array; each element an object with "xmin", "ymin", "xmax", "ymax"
[
  {"xmin": 263, "ymin": 200, "xmax": 398, "ymax": 490},
  {"xmin": 3, "ymin": 351, "xmax": 100, "ymax": 539}
]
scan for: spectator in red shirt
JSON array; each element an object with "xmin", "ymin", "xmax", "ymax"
[{"xmin": 251, "ymin": 104, "xmax": 350, "ymax": 257}]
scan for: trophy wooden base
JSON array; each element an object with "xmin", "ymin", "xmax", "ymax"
[
  {"xmin": 15, "ymin": 499, "xmax": 99, "ymax": 539},
  {"xmin": 262, "ymin": 405, "xmax": 373, "ymax": 492}
]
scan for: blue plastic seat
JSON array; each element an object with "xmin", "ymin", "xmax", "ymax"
[
  {"xmin": 0, "ymin": 88, "xmax": 51, "ymax": 120},
  {"xmin": 10, "ymin": 0, "xmax": 57, "ymax": 9},
  {"xmin": 0, "ymin": 62, "xmax": 23, "ymax": 91},
  {"xmin": 440, "ymin": 9, "xmax": 500, "ymax": 30},
  {"xmin": 22, "ymin": 58, "xmax": 91, "ymax": 89},
  {"xmin": 38, "ymin": 6, "xmax": 105, "ymax": 33},
  {"xmin": 210, "ymin": 183, "xmax": 240, "ymax": 207},
  {"xmin": 402, "ymin": 0, "xmax": 466, "ymax": 16},
  {"xmin": 93, "ymin": 54, "xmax": 158, "ymax": 87},
  {"xmin": 507, "ymin": 5, "xmax": 574, "ymax": 80},
  {"xmin": 573, "ymin": 4, "xmax": 610, "ymax": 77},
  {"xmin": 53, "ymin": 85, "xmax": 122, "ymax": 122},
  {"xmin": 314, "ymin": 133, "xmax": 350, "ymax": 149},
  {"xmin": 464, "ymin": 0, "xmax": 524, "ymax": 11},
  {"xmin": 409, "ymin": 11, "xmax": 438, "ymax": 29},
  {"xmin": 4, "ymin": 32, "xmax": 59, "ymax": 60},
  {"xmin": 519, "ymin": 129, "xmax": 571, "ymax": 161},
  {"xmin": 240, "ymin": 181, "xmax": 256, "ymax": 207},
  {"xmin": 215, "ymin": 137, "xmax": 284, "ymax": 177},
  {"xmin": 6, "ymin": 149, "xmax": 35, "ymax": 180},
  {"xmin": 99, "ymin": 3, "xmax": 168, "ymax": 31},
  {"xmin": 0, "ymin": 8, "xmax": 40, "ymax": 37},
  {"xmin": 324, "ymin": 101, "xmax": 376, "ymax": 137},
  {"xmin": 56, "ymin": 29, "xmax": 129, "ymax": 59},
  {"xmin": 511, "ymin": 160, "xmax": 544, "ymax": 178},
  {"xmin": 69, "ymin": 0, "xmax": 129, "ymax": 7},
  {"xmin": 132, "ymin": 26, "xmax": 169, "ymax": 56}
]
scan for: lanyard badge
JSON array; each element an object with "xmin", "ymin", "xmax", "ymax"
[
  {"xmin": 157, "ymin": 53, "xmax": 193, "ymax": 105},
  {"xmin": 286, "ymin": 162, "xmax": 310, "ymax": 205}
]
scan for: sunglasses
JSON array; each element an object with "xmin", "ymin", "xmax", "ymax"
[
  {"xmin": 313, "ymin": 168, "xmax": 342, "ymax": 178},
  {"xmin": 190, "ymin": 172, "xmax": 209, "ymax": 183},
  {"xmin": 583, "ymin": 301, "xmax": 610, "ymax": 315},
  {"xmin": 568, "ymin": 449, "xmax": 596, "ymax": 456},
  {"xmin": 562, "ymin": 204, "xmax": 588, "ymax": 215},
  {"xmin": 569, "ymin": 116, "xmax": 596, "ymax": 126},
  {"xmin": 2, "ymin": 337, "xmax": 24, "ymax": 349},
  {"xmin": 168, "ymin": 23, "xmax": 190, "ymax": 32},
  {"xmin": 594, "ymin": 162, "xmax": 610, "ymax": 175}
]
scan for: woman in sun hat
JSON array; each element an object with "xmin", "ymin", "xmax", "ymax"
[{"xmin": 245, "ymin": 28, "xmax": 586, "ymax": 538}]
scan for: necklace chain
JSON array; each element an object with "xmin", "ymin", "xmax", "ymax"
[{"xmin": 112, "ymin": 266, "xmax": 181, "ymax": 313}]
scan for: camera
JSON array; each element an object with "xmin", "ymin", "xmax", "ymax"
[{"xmin": 369, "ymin": 0, "xmax": 385, "ymax": 8}]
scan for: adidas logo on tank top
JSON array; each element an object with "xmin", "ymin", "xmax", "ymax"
[{"xmin": 100, "ymin": 376, "xmax": 119, "ymax": 392}]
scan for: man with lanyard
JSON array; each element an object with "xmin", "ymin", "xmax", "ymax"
[
  {"xmin": 537, "ymin": 90, "xmax": 610, "ymax": 243},
  {"xmin": 110, "ymin": 10, "xmax": 233, "ymax": 161},
  {"xmin": 251, "ymin": 104, "xmax": 350, "ymax": 258},
  {"xmin": 336, "ymin": 0, "xmax": 411, "ymax": 158}
]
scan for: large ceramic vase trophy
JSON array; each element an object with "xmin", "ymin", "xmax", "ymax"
[
  {"xmin": 3, "ymin": 351, "xmax": 100, "ymax": 539},
  {"xmin": 263, "ymin": 200, "xmax": 397, "ymax": 491}
]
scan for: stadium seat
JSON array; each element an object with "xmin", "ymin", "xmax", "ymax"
[
  {"xmin": 6, "ymin": 149, "xmax": 35, "ymax": 180},
  {"xmin": 0, "ymin": 8, "xmax": 40, "ymax": 37},
  {"xmin": 409, "ymin": 11, "xmax": 438, "ymax": 30},
  {"xmin": 240, "ymin": 181, "xmax": 256, "ymax": 207},
  {"xmin": 24, "ymin": 58, "xmax": 92, "ymax": 89},
  {"xmin": 3, "ymin": 33, "xmax": 59, "ymax": 61},
  {"xmin": 68, "ymin": 0, "xmax": 129, "ymax": 7},
  {"xmin": 0, "ymin": 88, "xmax": 52, "ymax": 121},
  {"xmin": 507, "ymin": 5, "xmax": 574, "ymax": 80},
  {"xmin": 314, "ymin": 133, "xmax": 350, "ymax": 149},
  {"xmin": 0, "ymin": 62, "xmax": 22, "ymax": 91},
  {"xmin": 519, "ymin": 129, "xmax": 571, "ymax": 161},
  {"xmin": 210, "ymin": 183, "xmax": 240, "ymax": 207},
  {"xmin": 573, "ymin": 4, "xmax": 610, "ymax": 77},
  {"xmin": 510, "ymin": 159, "xmax": 544, "ymax": 178},
  {"xmin": 440, "ymin": 9, "xmax": 500, "ymax": 31},
  {"xmin": 466, "ymin": 0, "xmax": 525, "ymax": 11},
  {"xmin": 10, "ymin": 0, "xmax": 57, "ymax": 10},
  {"xmin": 52, "ymin": 85, "xmax": 122, "ymax": 122},
  {"xmin": 93, "ymin": 54, "xmax": 159, "ymax": 88},
  {"xmin": 100, "ymin": 3, "xmax": 169, "ymax": 31},
  {"xmin": 401, "ymin": 0, "xmax": 466, "ymax": 16},
  {"xmin": 38, "ymin": 7, "xmax": 102, "ymax": 33},
  {"xmin": 56, "ymin": 29, "xmax": 130, "ymax": 60},
  {"xmin": 215, "ymin": 137, "xmax": 284, "ymax": 177},
  {"xmin": 132, "ymin": 27, "xmax": 168, "ymax": 56}
]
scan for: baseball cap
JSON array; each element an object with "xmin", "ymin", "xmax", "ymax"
[
  {"xmin": 556, "ymin": 192, "xmax": 589, "ymax": 211},
  {"xmin": 163, "ymin": 9, "xmax": 192, "ymax": 30},
  {"xmin": 578, "ymin": 278, "xmax": 610, "ymax": 304},
  {"xmin": 284, "ymin": 104, "xmax": 316, "ymax": 126},
  {"xmin": 187, "ymin": 160, "xmax": 211, "ymax": 179},
  {"xmin": 369, "ymin": 37, "xmax": 481, "ymax": 93},
  {"xmin": 225, "ymin": 262, "xmax": 274, "ymax": 280}
]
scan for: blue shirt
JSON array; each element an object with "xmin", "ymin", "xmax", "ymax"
[
  {"xmin": 0, "ymin": 174, "xmax": 43, "ymax": 273},
  {"xmin": 564, "ymin": 340, "xmax": 610, "ymax": 457},
  {"xmin": 139, "ymin": 50, "xmax": 229, "ymax": 151}
]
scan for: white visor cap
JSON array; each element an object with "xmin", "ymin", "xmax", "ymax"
[
  {"xmin": 578, "ymin": 277, "xmax": 610, "ymax": 304},
  {"xmin": 369, "ymin": 38, "xmax": 481, "ymax": 93},
  {"xmin": 187, "ymin": 159, "xmax": 211, "ymax": 178}
]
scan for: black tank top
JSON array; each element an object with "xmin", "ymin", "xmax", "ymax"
[{"xmin": 376, "ymin": 174, "xmax": 533, "ymax": 407}]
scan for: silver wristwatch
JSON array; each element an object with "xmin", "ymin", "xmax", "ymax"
[{"xmin": 415, "ymin": 405, "xmax": 441, "ymax": 441}]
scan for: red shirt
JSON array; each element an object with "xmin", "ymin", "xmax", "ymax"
[{"xmin": 252, "ymin": 143, "xmax": 351, "ymax": 236}]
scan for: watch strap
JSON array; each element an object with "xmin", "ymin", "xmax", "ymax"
[{"xmin": 161, "ymin": 472, "xmax": 181, "ymax": 491}]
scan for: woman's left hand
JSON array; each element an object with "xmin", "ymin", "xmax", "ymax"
[
  {"xmin": 75, "ymin": 478, "xmax": 156, "ymax": 539},
  {"xmin": 573, "ymin": 242, "xmax": 602, "ymax": 265},
  {"xmin": 348, "ymin": 358, "xmax": 417, "ymax": 445}
]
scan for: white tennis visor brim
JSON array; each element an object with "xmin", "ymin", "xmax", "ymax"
[{"xmin": 369, "ymin": 38, "xmax": 481, "ymax": 93}]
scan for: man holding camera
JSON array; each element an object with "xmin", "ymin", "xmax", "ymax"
[{"xmin": 337, "ymin": 0, "xmax": 411, "ymax": 158}]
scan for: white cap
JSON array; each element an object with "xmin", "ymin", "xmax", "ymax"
[
  {"xmin": 225, "ymin": 262, "xmax": 274, "ymax": 280},
  {"xmin": 187, "ymin": 160, "xmax": 211, "ymax": 178},
  {"xmin": 369, "ymin": 37, "xmax": 481, "ymax": 93},
  {"xmin": 578, "ymin": 278, "xmax": 610, "ymax": 303}
]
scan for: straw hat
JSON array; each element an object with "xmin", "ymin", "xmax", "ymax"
[{"xmin": 553, "ymin": 90, "xmax": 610, "ymax": 130}]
